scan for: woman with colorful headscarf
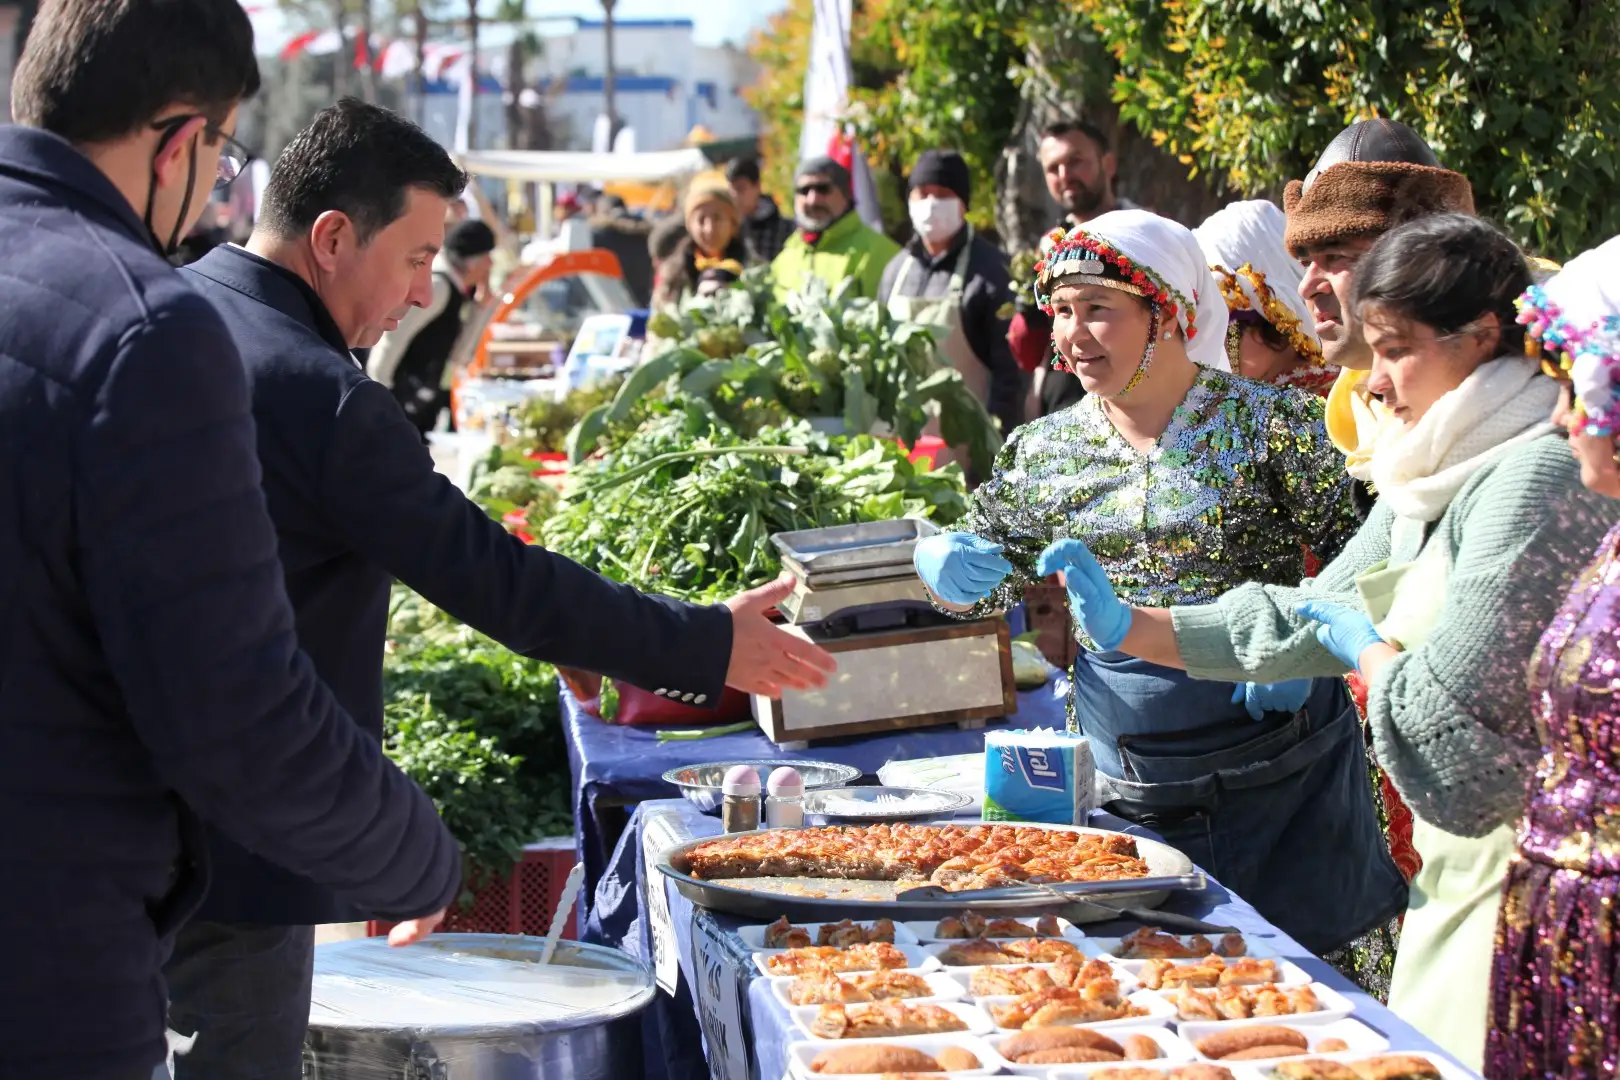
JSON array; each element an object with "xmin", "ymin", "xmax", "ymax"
[
  {"xmin": 1487, "ymin": 236, "xmax": 1620, "ymax": 1080},
  {"xmin": 1194, "ymin": 200, "xmax": 1340, "ymax": 396},
  {"xmin": 912, "ymin": 209, "xmax": 1401, "ymax": 954},
  {"xmin": 653, "ymin": 174, "xmax": 749, "ymax": 308}
]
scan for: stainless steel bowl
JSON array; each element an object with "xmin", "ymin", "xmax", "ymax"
[
  {"xmin": 661, "ymin": 759, "xmax": 861, "ymax": 813},
  {"xmin": 801, "ymin": 785, "xmax": 974, "ymax": 825}
]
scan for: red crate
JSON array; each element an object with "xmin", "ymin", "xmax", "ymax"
[{"xmin": 366, "ymin": 837, "xmax": 580, "ymax": 939}]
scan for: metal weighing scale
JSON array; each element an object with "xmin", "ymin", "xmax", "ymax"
[{"xmin": 756, "ymin": 519, "xmax": 1016, "ymax": 748}]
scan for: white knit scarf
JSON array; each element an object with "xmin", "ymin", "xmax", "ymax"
[{"xmin": 1369, "ymin": 357, "xmax": 1561, "ymax": 522}]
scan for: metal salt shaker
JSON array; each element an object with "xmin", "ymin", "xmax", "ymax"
[{"xmin": 720, "ymin": 765, "xmax": 761, "ymax": 832}]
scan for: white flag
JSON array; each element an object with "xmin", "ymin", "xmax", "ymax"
[
  {"xmin": 452, "ymin": 56, "xmax": 474, "ymax": 155},
  {"xmin": 800, "ymin": 0, "xmax": 882, "ymax": 229}
]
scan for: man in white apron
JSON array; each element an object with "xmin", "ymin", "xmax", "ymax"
[{"xmin": 878, "ymin": 150, "xmax": 1023, "ymax": 484}]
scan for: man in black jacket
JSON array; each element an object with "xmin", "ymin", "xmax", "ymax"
[
  {"xmin": 175, "ymin": 100, "xmax": 836, "ymax": 1079},
  {"xmin": 0, "ymin": 5, "xmax": 461, "ymax": 1080}
]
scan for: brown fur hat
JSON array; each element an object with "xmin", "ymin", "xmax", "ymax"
[{"xmin": 1283, "ymin": 161, "xmax": 1474, "ymax": 257}]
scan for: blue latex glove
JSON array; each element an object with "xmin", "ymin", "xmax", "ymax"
[
  {"xmin": 1036, "ymin": 538, "xmax": 1132, "ymax": 651},
  {"xmin": 1231, "ymin": 679, "xmax": 1312, "ymax": 722},
  {"xmin": 913, "ymin": 532, "xmax": 1014, "ymax": 606},
  {"xmin": 1294, "ymin": 600, "xmax": 1385, "ymax": 669}
]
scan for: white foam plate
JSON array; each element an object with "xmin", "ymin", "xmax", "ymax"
[
  {"xmin": 755, "ymin": 943, "xmax": 938, "ymax": 977},
  {"xmin": 1050, "ymin": 1061, "xmax": 1264, "ymax": 1080},
  {"xmin": 903, "ymin": 916, "xmax": 1088, "ymax": 943},
  {"xmin": 1080, "ymin": 935, "xmax": 1279, "ymax": 961},
  {"xmin": 789, "ymin": 999, "xmax": 995, "ymax": 1041},
  {"xmin": 767, "ymin": 969, "xmax": 966, "ymax": 1010},
  {"xmin": 923, "ymin": 938, "xmax": 1089, "ymax": 968},
  {"xmin": 1179, "ymin": 1017, "xmax": 1389, "ymax": 1065},
  {"xmin": 953, "ymin": 961, "xmax": 1139, "ymax": 1000},
  {"xmin": 737, "ymin": 919, "xmax": 920, "ymax": 950},
  {"xmin": 784, "ymin": 1033, "xmax": 1003, "ymax": 1080},
  {"xmin": 991, "ymin": 1023, "xmax": 1196, "ymax": 1078},
  {"xmin": 1113, "ymin": 956, "xmax": 1311, "ymax": 988},
  {"xmin": 980, "ymin": 988, "xmax": 1177, "ymax": 1033},
  {"xmin": 1150, "ymin": 981, "xmax": 1354, "ymax": 1027}
]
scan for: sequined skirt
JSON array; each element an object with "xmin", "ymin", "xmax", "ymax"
[{"xmin": 1486, "ymin": 844, "xmax": 1620, "ymax": 1077}]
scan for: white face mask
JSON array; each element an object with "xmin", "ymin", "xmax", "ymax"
[{"xmin": 908, "ymin": 196, "xmax": 965, "ymax": 245}]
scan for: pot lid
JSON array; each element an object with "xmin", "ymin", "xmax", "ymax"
[{"xmin": 308, "ymin": 934, "xmax": 655, "ymax": 1035}]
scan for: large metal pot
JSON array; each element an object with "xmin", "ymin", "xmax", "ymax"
[{"xmin": 304, "ymin": 934, "xmax": 655, "ymax": 1080}]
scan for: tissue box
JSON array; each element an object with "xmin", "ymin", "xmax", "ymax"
[{"xmin": 983, "ymin": 728, "xmax": 1096, "ymax": 824}]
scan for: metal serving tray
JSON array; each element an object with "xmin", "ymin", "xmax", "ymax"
[
  {"xmin": 770, "ymin": 518, "xmax": 941, "ymax": 576},
  {"xmin": 655, "ymin": 823, "xmax": 1197, "ymax": 922}
]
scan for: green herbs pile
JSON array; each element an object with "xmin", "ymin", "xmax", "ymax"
[{"xmin": 544, "ymin": 410, "xmax": 968, "ymax": 604}]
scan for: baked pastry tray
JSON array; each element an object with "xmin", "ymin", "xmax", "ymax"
[{"xmin": 654, "ymin": 824, "xmax": 1196, "ymax": 922}]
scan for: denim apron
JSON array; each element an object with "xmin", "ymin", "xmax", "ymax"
[{"xmin": 1073, "ymin": 650, "xmax": 1408, "ymax": 955}]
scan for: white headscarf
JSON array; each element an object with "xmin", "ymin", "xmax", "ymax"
[
  {"xmin": 1517, "ymin": 235, "xmax": 1620, "ymax": 432},
  {"xmin": 1193, "ymin": 200, "xmax": 1321, "ymax": 363},
  {"xmin": 1044, "ymin": 209, "xmax": 1231, "ymax": 371}
]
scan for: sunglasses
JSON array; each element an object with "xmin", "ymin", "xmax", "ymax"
[
  {"xmin": 152, "ymin": 114, "xmax": 256, "ymax": 191},
  {"xmin": 795, "ymin": 181, "xmax": 835, "ymax": 197}
]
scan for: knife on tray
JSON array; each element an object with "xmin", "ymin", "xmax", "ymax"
[{"xmin": 893, "ymin": 872, "xmax": 1208, "ymax": 904}]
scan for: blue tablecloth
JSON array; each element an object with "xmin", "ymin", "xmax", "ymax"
[
  {"xmin": 586, "ymin": 798, "xmax": 1478, "ymax": 1080},
  {"xmin": 564, "ymin": 677, "xmax": 1072, "ymax": 913}
]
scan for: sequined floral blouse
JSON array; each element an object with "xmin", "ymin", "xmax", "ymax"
[
  {"xmin": 1521, "ymin": 520, "xmax": 1620, "ymax": 876},
  {"xmin": 961, "ymin": 368, "xmax": 1362, "ymax": 646}
]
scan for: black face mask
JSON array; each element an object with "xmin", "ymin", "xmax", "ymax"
[{"xmin": 144, "ymin": 121, "xmax": 200, "ymax": 260}]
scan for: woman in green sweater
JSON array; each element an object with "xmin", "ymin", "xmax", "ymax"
[{"xmin": 1041, "ymin": 214, "xmax": 1614, "ymax": 1067}]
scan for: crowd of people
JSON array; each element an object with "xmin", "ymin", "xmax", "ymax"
[{"xmin": 3, "ymin": 2, "xmax": 1619, "ymax": 1080}]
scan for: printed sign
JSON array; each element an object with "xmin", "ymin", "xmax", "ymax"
[
  {"xmin": 691, "ymin": 912, "xmax": 751, "ymax": 1080},
  {"xmin": 640, "ymin": 809, "xmax": 691, "ymax": 995}
]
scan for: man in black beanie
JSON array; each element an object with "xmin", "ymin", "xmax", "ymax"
[
  {"xmin": 771, "ymin": 154, "xmax": 899, "ymax": 300},
  {"xmin": 367, "ymin": 216, "xmax": 497, "ymax": 437},
  {"xmin": 878, "ymin": 149, "xmax": 1022, "ymax": 479}
]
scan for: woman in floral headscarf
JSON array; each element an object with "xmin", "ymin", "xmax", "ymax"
[
  {"xmin": 1194, "ymin": 200, "xmax": 1340, "ymax": 396},
  {"xmin": 1487, "ymin": 236, "xmax": 1620, "ymax": 1080},
  {"xmin": 913, "ymin": 209, "xmax": 1402, "ymax": 954}
]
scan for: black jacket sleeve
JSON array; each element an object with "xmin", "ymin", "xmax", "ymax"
[
  {"xmin": 962, "ymin": 246, "xmax": 1025, "ymax": 435},
  {"xmin": 322, "ymin": 378, "xmax": 733, "ymax": 703},
  {"xmin": 76, "ymin": 297, "xmax": 460, "ymax": 920}
]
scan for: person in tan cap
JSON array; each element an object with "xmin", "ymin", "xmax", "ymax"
[
  {"xmin": 1284, "ymin": 119, "xmax": 1475, "ymax": 476},
  {"xmin": 653, "ymin": 172, "xmax": 749, "ymax": 307}
]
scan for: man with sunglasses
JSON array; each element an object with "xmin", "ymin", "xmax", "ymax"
[
  {"xmin": 0, "ymin": 4, "xmax": 466, "ymax": 1079},
  {"xmin": 771, "ymin": 156, "xmax": 900, "ymax": 301}
]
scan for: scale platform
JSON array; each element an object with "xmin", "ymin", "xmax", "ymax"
[{"xmin": 772, "ymin": 519, "xmax": 949, "ymax": 634}]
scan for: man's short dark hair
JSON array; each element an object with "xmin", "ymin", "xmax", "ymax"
[
  {"xmin": 1042, "ymin": 119, "xmax": 1111, "ymax": 156},
  {"xmin": 258, "ymin": 99, "xmax": 468, "ymax": 246},
  {"xmin": 726, "ymin": 157, "xmax": 762, "ymax": 186},
  {"xmin": 13, "ymin": 0, "xmax": 260, "ymax": 143}
]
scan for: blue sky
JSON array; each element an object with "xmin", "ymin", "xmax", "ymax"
[{"xmin": 533, "ymin": 1, "xmax": 790, "ymax": 46}]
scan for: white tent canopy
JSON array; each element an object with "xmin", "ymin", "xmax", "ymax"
[{"xmin": 457, "ymin": 148, "xmax": 711, "ymax": 184}]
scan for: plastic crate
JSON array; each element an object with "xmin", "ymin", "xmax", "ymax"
[{"xmin": 365, "ymin": 837, "xmax": 579, "ymax": 939}]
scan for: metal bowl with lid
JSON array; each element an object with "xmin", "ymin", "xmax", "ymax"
[
  {"xmin": 303, "ymin": 934, "xmax": 655, "ymax": 1079},
  {"xmin": 662, "ymin": 759, "xmax": 861, "ymax": 813}
]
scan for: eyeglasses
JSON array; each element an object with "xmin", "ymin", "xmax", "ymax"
[
  {"xmin": 152, "ymin": 114, "xmax": 255, "ymax": 191},
  {"xmin": 795, "ymin": 181, "xmax": 835, "ymax": 197}
]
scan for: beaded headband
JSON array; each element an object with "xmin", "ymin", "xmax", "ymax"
[
  {"xmin": 1034, "ymin": 227, "xmax": 1199, "ymax": 344},
  {"xmin": 1211, "ymin": 262, "xmax": 1324, "ymax": 366},
  {"xmin": 1517, "ymin": 284, "xmax": 1620, "ymax": 435}
]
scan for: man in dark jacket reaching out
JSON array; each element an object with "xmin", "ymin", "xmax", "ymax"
[
  {"xmin": 0, "ymin": 4, "xmax": 461, "ymax": 1079},
  {"xmin": 174, "ymin": 99, "xmax": 837, "ymax": 1079}
]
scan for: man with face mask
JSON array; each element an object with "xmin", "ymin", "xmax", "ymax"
[
  {"xmin": 771, "ymin": 155, "xmax": 900, "ymax": 301},
  {"xmin": 174, "ymin": 100, "xmax": 838, "ymax": 1080},
  {"xmin": 878, "ymin": 150, "xmax": 1022, "ymax": 475},
  {"xmin": 0, "ymin": 6, "xmax": 468, "ymax": 1080},
  {"xmin": 1008, "ymin": 120, "xmax": 1138, "ymax": 419}
]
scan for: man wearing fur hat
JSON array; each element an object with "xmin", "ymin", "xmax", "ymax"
[
  {"xmin": 771, "ymin": 156, "xmax": 900, "ymax": 301},
  {"xmin": 1283, "ymin": 119, "xmax": 1475, "ymax": 476},
  {"xmin": 879, "ymin": 149, "xmax": 1024, "ymax": 461}
]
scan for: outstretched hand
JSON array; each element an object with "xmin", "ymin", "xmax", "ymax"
[
  {"xmin": 724, "ymin": 573, "xmax": 838, "ymax": 698},
  {"xmin": 388, "ymin": 907, "xmax": 446, "ymax": 946},
  {"xmin": 1294, "ymin": 600, "xmax": 1384, "ymax": 670},
  {"xmin": 1036, "ymin": 538, "xmax": 1132, "ymax": 651},
  {"xmin": 913, "ymin": 532, "xmax": 1014, "ymax": 606}
]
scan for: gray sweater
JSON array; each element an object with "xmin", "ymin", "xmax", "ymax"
[{"xmin": 1171, "ymin": 434, "xmax": 1615, "ymax": 837}]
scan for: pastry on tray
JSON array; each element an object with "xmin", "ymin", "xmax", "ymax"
[
  {"xmin": 764, "ymin": 942, "xmax": 908, "ymax": 976},
  {"xmin": 1139, "ymin": 956, "xmax": 1280, "ymax": 989},
  {"xmin": 788, "ymin": 970, "xmax": 934, "ymax": 1006},
  {"xmin": 969, "ymin": 957, "xmax": 1116, "ymax": 997},
  {"xmin": 1268, "ymin": 1062, "xmax": 1361, "ymax": 1080},
  {"xmin": 1171, "ymin": 983, "xmax": 1321, "ymax": 1021},
  {"xmin": 987, "ymin": 980, "xmax": 1145, "ymax": 1029},
  {"xmin": 1095, "ymin": 1070, "xmax": 1237, "ymax": 1080},
  {"xmin": 1193, "ymin": 1025, "xmax": 1310, "ymax": 1061},
  {"xmin": 809, "ymin": 1001, "xmax": 968, "ymax": 1039},
  {"xmin": 806, "ymin": 1043, "xmax": 978, "ymax": 1074},
  {"xmin": 764, "ymin": 915, "xmax": 813, "ymax": 949},
  {"xmin": 1113, "ymin": 926, "xmax": 1247, "ymax": 960},
  {"xmin": 937, "ymin": 940, "xmax": 1016, "ymax": 967},
  {"xmin": 683, "ymin": 823, "xmax": 1149, "ymax": 891},
  {"xmin": 817, "ymin": 918, "xmax": 898, "ymax": 947},
  {"xmin": 999, "ymin": 937, "xmax": 1082, "ymax": 963},
  {"xmin": 1345, "ymin": 1056, "xmax": 1444, "ymax": 1080}
]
